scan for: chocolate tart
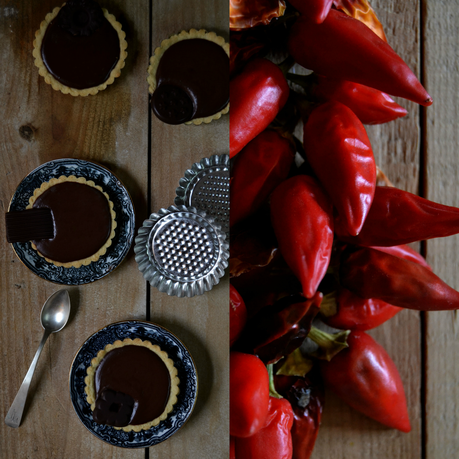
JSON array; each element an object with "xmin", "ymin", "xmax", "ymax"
[
  {"xmin": 32, "ymin": 1, "xmax": 128, "ymax": 96},
  {"xmin": 84, "ymin": 338, "xmax": 180, "ymax": 432},
  {"xmin": 26, "ymin": 175, "xmax": 116, "ymax": 268},
  {"xmin": 147, "ymin": 29, "xmax": 229, "ymax": 125}
]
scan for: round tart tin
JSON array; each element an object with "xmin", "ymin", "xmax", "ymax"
[
  {"xmin": 134, "ymin": 205, "xmax": 228, "ymax": 298},
  {"xmin": 175, "ymin": 154, "xmax": 229, "ymax": 235}
]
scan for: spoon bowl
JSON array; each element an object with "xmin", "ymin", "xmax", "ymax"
[{"xmin": 5, "ymin": 289, "xmax": 71, "ymax": 428}]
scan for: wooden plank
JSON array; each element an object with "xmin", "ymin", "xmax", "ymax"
[
  {"xmin": 423, "ymin": 0, "xmax": 459, "ymax": 456},
  {"xmin": 0, "ymin": 1, "xmax": 149, "ymax": 458},
  {"xmin": 148, "ymin": 1, "xmax": 229, "ymax": 458},
  {"xmin": 310, "ymin": 1, "xmax": 423, "ymax": 457}
]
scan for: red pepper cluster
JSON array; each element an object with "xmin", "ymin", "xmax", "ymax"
[{"xmin": 229, "ymin": 1, "xmax": 458, "ymax": 458}]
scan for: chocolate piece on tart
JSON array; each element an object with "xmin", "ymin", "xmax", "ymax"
[
  {"xmin": 84, "ymin": 338, "xmax": 180, "ymax": 432},
  {"xmin": 33, "ymin": 0, "xmax": 128, "ymax": 96},
  {"xmin": 26, "ymin": 175, "xmax": 116, "ymax": 268},
  {"xmin": 147, "ymin": 29, "xmax": 229, "ymax": 125}
]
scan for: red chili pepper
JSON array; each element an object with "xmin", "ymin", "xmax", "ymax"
[
  {"xmin": 320, "ymin": 330, "xmax": 411, "ymax": 432},
  {"xmin": 230, "ymin": 284, "xmax": 247, "ymax": 347},
  {"xmin": 230, "ymin": 351, "xmax": 270, "ymax": 437},
  {"xmin": 371, "ymin": 244, "xmax": 431, "ymax": 270},
  {"xmin": 234, "ymin": 396, "xmax": 294, "ymax": 459},
  {"xmin": 230, "ymin": 0, "xmax": 286, "ymax": 30},
  {"xmin": 270, "ymin": 175, "xmax": 334, "ymax": 299},
  {"xmin": 230, "ymin": 436, "xmax": 236, "ymax": 459},
  {"xmin": 230, "ymin": 59, "xmax": 290, "ymax": 158},
  {"xmin": 312, "ymin": 75, "xmax": 408, "ymax": 125},
  {"xmin": 335, "ymin": 186, "xmax": 459, "ymax": 246},
  {"xmin": 304, "ymin": 101, "xmax": 376, "ymax": 236},
  {"xmin": 275, "ymin": 375, "xmax": 324, "ymax": 459},
  {"xmin": 288, "ymin": 9, "xmax": 432, "ymax": 106},
  {"xmin": 230, "ymin": 32, "xmax": 267, "ymax": 77},
  {"xmin": 340, "ymin": 246, "xmax": 459, "ymax": 311},
  {"xmin": 288, "ymin": 0, "xmax": 333, "ymax": 23},
  {"xmin": 231, "ymin": 129, "xmax": 295, "ymax": 228}
]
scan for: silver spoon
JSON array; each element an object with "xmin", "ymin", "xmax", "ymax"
[{"xmin": 5, "ymin": 289, "xmax": 71, "ymax": 428}]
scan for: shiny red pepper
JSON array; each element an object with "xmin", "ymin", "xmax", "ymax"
[
  {"xmin": 230, "ymin": 59, "xmax": 290, "ymax": 158},
  {"xmin": 270, "ymin": 175, "xmax": 334, "ymax": 299},
  {"xmin": 335, "ymin": 186, "xmax": 459, "ymax": 246},
  {"xmin": 235, "ymin": 396, "xmax": 294, "ymax": 459},
  {"xmin": 231, "ymin": 129, "xmax": 295, "ymax": 228},
  {"xmin": 230, "ymin": 32, "xmax": 267, "ymax": 77},
  {"xmin": 230, "ymin": 284, "xmax": 247, "ymax": 347},
  {"xmin": 320, "ymin": 330, "xmax": 411, "ymax": 432},
  {"xmin": 275, "ymin": 375, "xmax": 324, "ymax": 459},
  {"xmin": 312, "ymin": 75, "xmax": 408, "ymax": 125},
  {"xmin": 288, "ymin": 9, "xmax": 432, "ymax": 106},
  {"xmin": 304, "ymin": 100, "xmax": 376, "ymax": 236},
  {"xmin": 324, "ymin": 244, "xmax": 430, "ymax": 330},
  {"xmin": 340, "ymin": 246, "xmax": 459, "ymax": 311},
  {"xmin": 288, "ymin": 0, "xmax": 333, "ymax": 23},
  {"xmin": 230, "ymin": 351, "xmax": 270, "ymax": 437}
]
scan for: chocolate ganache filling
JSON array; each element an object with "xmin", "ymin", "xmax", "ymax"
[
  {"xmin": 32, "ymin": 181, "xmax": 112, "ymax": 263},
  {"xmin": 40, "ymin": 1, "xmax": 120, "ymax": 89},
  {"xmin": 152, "ymin": 38, "xmax": 229, "ymax": 124},
  {"xmin": 93, "ymin": 345, "xmax": 171, "ymax": 426}
]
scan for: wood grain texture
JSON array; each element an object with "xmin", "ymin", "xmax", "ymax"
[
  {"xmin": 0, "ymin": 1, "xmax": 149, "ymax": 458},
  {"xmin": 148, "ymin": 1, "xmax": 229, "ymax": 458},
  {"xmin": 424, "ymin": 0, "xmax": 459, "ymax": 456}
]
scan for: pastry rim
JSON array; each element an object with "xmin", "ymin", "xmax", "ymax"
[
  {"xmin": 147, "ymin": 28, "xmax": 230, "ymax": 126},
  {"xmin": 84, "ymin": 338, "xmax": 180, "ymax": 432},
  {"xmin": 26, "ymin": 175, "xmax": 117, "ymax": 268},
  {"xmin": 32, "ymin": 4, "xmax": 128, "ymax": 96}
]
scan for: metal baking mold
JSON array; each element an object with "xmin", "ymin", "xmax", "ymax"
[
  {"xmin": 134, "ymin": 205, "xmax": 229, "ymax": 298},
  {"xmin": 174, "ymin": 154, "xmax": 230, "ymax": 235}
]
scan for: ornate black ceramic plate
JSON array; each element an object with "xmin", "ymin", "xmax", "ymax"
[
  {"xmin": 8, "ymin": 158, "xmax": 135, "ymax": 285},
  {"xmin": 69, "ymin": 320, "xmax": 198, "ymax": 448}
]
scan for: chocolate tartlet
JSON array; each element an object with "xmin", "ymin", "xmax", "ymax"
[
  {"xmin": 26, "ymin": 175, "xmax": 116, "ymax": 268},
  {"xmin": 147, "ymin": 29, "xmax": 229, "ymax": 125},
  {"xmin": 85, "ymin": 338, "xmax": 180, "ymax": 432},
  {"xmin": 33, "ymin": 0, "xmax": 128, "ymax": 96}
]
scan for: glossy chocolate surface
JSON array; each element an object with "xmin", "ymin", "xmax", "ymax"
[
  {"xmin": 41, "ymin": 5, "xmax": 120, "ymax": 90},
  {"xmin": 94, "ymin": 345, "xmax": 171, "ymax": 426},
  {"xmin": 152, "ymin": 38, "xmax": 229, "ymax": 124},
  {"xmin": 32, "ymin": 182, "xmax": 112, "ymax": 263}
]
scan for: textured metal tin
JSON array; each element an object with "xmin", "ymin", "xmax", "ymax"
[
  {"xmin": 134, "ymin": 205, "xmax": 228, "ymax": 298},
  {"xmin": 174, "ymin": 154, "xmax": 230, "ymax": 235}
]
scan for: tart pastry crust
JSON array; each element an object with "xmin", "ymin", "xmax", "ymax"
[
  {"xmin": 84, "ymin": 338, "xmax": 180, "ymax": 432},
  {"xmin": 147, "ymin": 29, "xmax": 230, "ymax": 126},
  {"xmin": 32, "ymin": 5, "xmax": 128, "ymax": 96},
  {"xmin": 26, "ymin": 175, "xmax": 116, "ymax": 268}
]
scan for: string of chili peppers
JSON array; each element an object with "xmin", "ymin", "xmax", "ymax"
[{"xmin": 228, "ymin": 1, "xmax": 455, "ymax": 458}]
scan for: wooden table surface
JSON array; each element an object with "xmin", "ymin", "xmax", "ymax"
[{"xmin": 1, "ymin": 0, "xmax": 459, "ymax": 458}]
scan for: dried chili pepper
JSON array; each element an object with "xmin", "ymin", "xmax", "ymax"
[
  {"xmin": 230, "ymin": 0, "xmax": 286, "ymax": 30},
  {"xmin": 288, "ymin": 9, "xmax": 432, "ymax": 106},
  {"xmin": 230, "ymin": 32, "xmax": 267, "ymax": 77},
  {"xmin": 230, "ymin": 284, "xmax": 247, "ymax": 347},
  {"xmin": 230, "ymin": 59, "xmax": 290, "ymax": 158},
  {"xmin": 239, "ymin": 293, "xmax": 322, "ymax": 364},
  {"xmin": 270, "ymin": 175, "xmax": 334, "ymax": 299},
  {"xmin": 275, "ymin": 374, "xmax": 324, "ymax": 459},
  {"xmin": 230, "ymin": 437, "xmax": 236, "ymax": 459},
  {"xmin": 234, "ymin": 396, "xmax": 294, "ymax": 459},
  {"xmin": 303, "ymin": 100, "xmax": 376, "ymax": 236},
  {"xmin": 335, "ymin": 186, "xmax": 459, "ymax": 246},
  {"xmin": 288, "ymin": 0, "xmax": 333, "ymax": 23},
  {"xmin": 231, "ymin": 129, "xmax": 295, "ymax": 228},
  {"xmin": 340, "ymin": 246, "xmax": 459, "ymax": 311},
  {"xmin": 320, "ymin": 330, "xmax": 411, "ymax": 432},
  {"xmin": 230, "ymin": 351, "xmax": 270, "ymax": 437}
]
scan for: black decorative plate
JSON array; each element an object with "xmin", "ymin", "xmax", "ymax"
[
  {"xmin": 8, "ymin": 158, "xmax": 135, "ymax": 285},
  {"xmin": 69, "ymin": 320, "xmax": 198, "ymax": 448}
]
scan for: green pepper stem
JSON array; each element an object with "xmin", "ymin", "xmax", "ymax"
[
  {"xmin": 307, "ymin": 325, "xmax": 350, "ymax": 361},
  {"xmin": 267, "ymin": 364, "xmax": 283, "ymax": 399}
]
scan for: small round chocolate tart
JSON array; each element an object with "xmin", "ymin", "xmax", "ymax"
[
  {"xmin": 148, "ymin": 29, "xmax": 229, "ymax": 125},
  {"xmin": 33, "ymin": 0, "xmax": 128, "ymax": 96},
  {"xmin": 26, "ymin": 176, "xmax": 116, "ymax": 268},
  {"xmin": 85, "ymin": 339, "xmax": 180, "ymax": 432}
]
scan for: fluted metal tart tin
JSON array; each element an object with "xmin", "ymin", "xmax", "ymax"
[
  {"xmin": 174, "ymin": 154, "xmax": 229, "ymax": 235},
  {"xmin": 134, "ymin": 205, "xmax": 228, "ymax": 298}
]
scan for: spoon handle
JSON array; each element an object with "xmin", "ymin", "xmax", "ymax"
[{"xmin": 5, "ymin": 329, "xmax": 51, "ymax": 428}]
